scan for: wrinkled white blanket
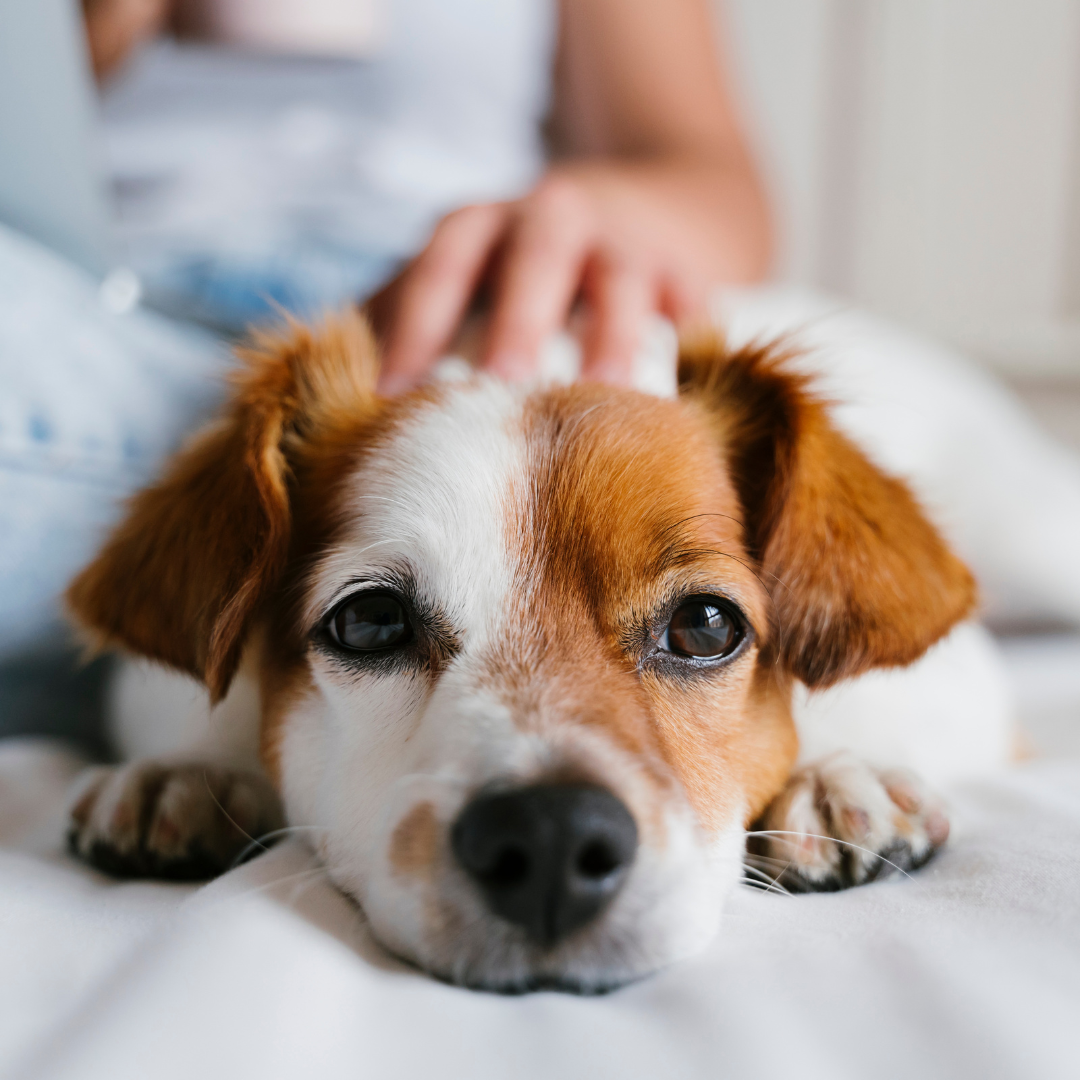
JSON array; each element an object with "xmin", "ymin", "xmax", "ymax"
[{"xmin": 3, "ymin": 642, "xmax": 1079, "ymax": 1080}]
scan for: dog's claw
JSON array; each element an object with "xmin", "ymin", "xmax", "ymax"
[
  {"xmin": 66, "ymin": 761, "xmax": 284, "ymax": 880},
  {"xmin": 749, "ymin": 752, "xmax": 948, "ymax": 893}
]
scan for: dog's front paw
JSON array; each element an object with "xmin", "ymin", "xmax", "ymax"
[
  {"xmin": 67, "ymin": 761, "xmax": 284, "ymax": 880},
  {"xmin": 749, "ymin": 752, "xmax": 949, "ymax": 892}
]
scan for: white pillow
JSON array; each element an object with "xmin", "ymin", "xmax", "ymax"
[{"xmin": 714, "ymin": 286, "xmax": 1080, "ymax": 630}]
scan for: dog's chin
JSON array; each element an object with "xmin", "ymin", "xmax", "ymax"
[
  {"xmin": 330, "ymin": 845, "xmax": 743, "ymax": 994},
  {"xmin": 352, "ymin": 885, "xmax": 727, "ymax": 996},
  {"xmin": 368, "ymin": 927, "xmax": 649, "ymax": 994},
  {"xmin": 324, "ymin": 807, "xmax": 745, "ymax": 994},
  {"xmin": 378, "ymin": 933, "xmax": 667, "ymax": 996}
]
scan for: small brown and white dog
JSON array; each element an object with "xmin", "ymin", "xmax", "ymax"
[{"xmin": 65, "ymin": 313, "xmax": 988, "ymax": 992}]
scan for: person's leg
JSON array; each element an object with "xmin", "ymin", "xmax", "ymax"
[{"xmin": 0, "ymin": 225, "xmax": 230, "ymax": 749}]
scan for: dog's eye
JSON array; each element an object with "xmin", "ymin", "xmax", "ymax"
[
  {"xmin": 660, "ymin": 598, "xmax": 743, "ymax": 659},
  {"xmin": 329, "ymin": 592, "xmax": 412, "ymax": 651}
]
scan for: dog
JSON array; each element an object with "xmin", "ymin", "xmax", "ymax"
[{"xmin": 64, "ymin": 311, "xmax": 990, "ymax": 992}]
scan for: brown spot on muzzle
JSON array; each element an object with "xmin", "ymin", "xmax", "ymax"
[{"xmin": 390, "ymin": 800, "xmax": 441, "ymax": 879}]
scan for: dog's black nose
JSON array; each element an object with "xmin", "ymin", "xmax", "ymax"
[{"xmin": 451, "ymin": 783, "xmax": 638, "ymax": 947}]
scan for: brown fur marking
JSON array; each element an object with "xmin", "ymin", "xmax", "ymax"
[
  {"xmin": 390, "ymin": 801, "xmax": 440, "ymax": 878},
  {"xmin": 66, "ymin": 312, "xmax": 384, "ymax": 703}
]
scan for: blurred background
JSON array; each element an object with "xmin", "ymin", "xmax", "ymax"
[
  {"xmin": 6, "ymin": 0, "xmax": 1077, "ymax": 447},
  {"xmin": 722, "ymin": 0, "xmax": 1080, "ymax": 450}
]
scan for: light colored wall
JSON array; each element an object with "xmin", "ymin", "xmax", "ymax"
[{"xmin": 720, "ymin": 0, "xmax": 1080, "ymax": 379}]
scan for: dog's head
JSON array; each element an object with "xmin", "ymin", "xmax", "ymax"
[{"xmin": 68, "ymin": 314, "xmax": 974, "ymax": 991}]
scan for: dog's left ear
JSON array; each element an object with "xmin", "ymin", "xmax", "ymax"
[
  {"xmin": 67, "ymin": 313, "xmax": 380, "ymax": 702},
  {"xmin": 679, "ymin": 335, "xmax": 976, "ymax": 688}
]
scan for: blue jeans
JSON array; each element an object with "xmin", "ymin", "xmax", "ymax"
[{"xmin": 0, "ymin": 226, "xmax": 231, "ymax": 746}]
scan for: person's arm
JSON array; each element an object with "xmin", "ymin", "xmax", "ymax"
[{"xmin": 373, "ymin": 0, "xmax": 771, "ymax": 392}]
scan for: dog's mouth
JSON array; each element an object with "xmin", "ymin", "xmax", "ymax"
[{"xmin": 346, "ymin": 885, "xmax": 651, "ymax": 995}]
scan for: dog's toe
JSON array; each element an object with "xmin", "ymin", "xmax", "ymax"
[
  {"xmin": 67, "ymin": 761, "xmax": 284, "ymax": 880},
  {"xmin": 750, "ymin": 752, "xmax": 948, "ymax": 893}
]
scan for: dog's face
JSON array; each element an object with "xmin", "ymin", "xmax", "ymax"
[
  {"xmin": 69, "ymin": 316, "xmax": 974, "ymax": 991},
  {"xmin": 274, "ymin": 377, "xmax": 792, "ymax": 990}
]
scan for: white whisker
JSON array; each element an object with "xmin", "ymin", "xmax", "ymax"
[
  {"xmin": 745, "ymin": 829, "xmax": 914, "ymax": 881},
  {"xmin": 202, "ymin": 770, "xmax": 263, "ymax": 858},
  {"xmin": 230, "ymin": 824, "xmax": 329, "ymax": 870},
  {"xmin": 739, "ymin": 864, "xmax": 793, "ymax": 897},
  {"xmin": 215, "ymin": 867, "xmax": 331, "ymax": 907}
]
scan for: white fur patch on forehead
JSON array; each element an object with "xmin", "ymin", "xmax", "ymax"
[{"xmin": 305, "ymin": 378, "xmax": 526, "ymax": 637}]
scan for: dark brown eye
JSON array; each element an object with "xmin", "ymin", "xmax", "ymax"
[
  {"xmin": 330, "ymin": 593, "xmax": 412, "ymax": 651},
  {"xmin": 662, "ymin": 599, "xmax": 742, "ymax": 659}
]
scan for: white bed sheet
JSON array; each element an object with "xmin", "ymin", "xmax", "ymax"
[{"xmin": 2, "ymin": 643, "xmax": 1078, "ymax": 1080}]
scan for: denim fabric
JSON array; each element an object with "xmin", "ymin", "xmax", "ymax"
[
  {"xmin": 0, "ymin": 224, "xmax": 232, "ymax": 648},
  {"xmin": 0, "ymin": 225, "xmax": 230, "ymax": 747}
]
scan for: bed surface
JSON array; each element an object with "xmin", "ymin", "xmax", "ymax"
[{"xmin": 2, "ymin": 638, "xmax": 1078, "ymax": 1080}]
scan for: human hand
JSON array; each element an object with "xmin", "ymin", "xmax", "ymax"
[{"xmin": 368, "ymin": 159, "xmax": 770, "ymax": 395}]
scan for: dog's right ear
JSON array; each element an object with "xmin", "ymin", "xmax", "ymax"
[{"xmin": 67, "ymin": 312, "xmax": 380, "ymax": 703}]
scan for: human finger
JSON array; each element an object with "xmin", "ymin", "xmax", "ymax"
[
  {"xmin": 483, "ymin": 178, "xmax": 594, "ymax": 380},
  {"xmin": 657, "ymin": 271, "xmax": 710, "ymax": 328},
  {"xmin": 579, "ymin": 254, "xmax": 654, "ymax": 385},
  {"xmin": 374, "ymin": 203, "xmax": 509, "ymax": 394}
]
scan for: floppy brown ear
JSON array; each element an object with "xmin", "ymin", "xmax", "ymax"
[
  {"xmin": 67, "ymin": 312, "xmax": 380, "ymax": 702},
  {"xmin": 679, "ymin": 335, "xmax": 976, "ymax": 688}
]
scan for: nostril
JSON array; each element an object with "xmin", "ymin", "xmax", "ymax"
[
  {"xmin": 575, "ymin": 839, "xmax": 620, "ymax": 879},
  {"xmin": 451, "ymin": 783, "xmax": 638, "ymax": 947},
  {"xmin": 483, "ymin": 845, "xmax": 531, "ymax": 887}
]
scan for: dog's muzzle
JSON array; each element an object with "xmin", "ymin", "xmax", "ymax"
[{"xmin": 451, "ymin": 783, "xmax": 639, "ymax": 947}]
